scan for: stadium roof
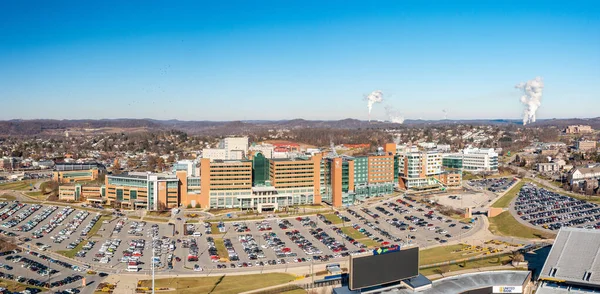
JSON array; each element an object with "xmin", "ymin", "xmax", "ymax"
[
  {"xmin": 540, "ymin": 227, "xmax": 600, "ymax": 287},
  {"xmin": 383, "ymin": 271, "xmax": 530, "ymax": 294}
]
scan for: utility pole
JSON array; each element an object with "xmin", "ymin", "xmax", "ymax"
[{"xmin": 152, "ymin": 245, "xmax": 155, "ymax": 294}]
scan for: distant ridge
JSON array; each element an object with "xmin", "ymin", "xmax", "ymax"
[{"xmin": 0, "ymin": 117, "xmax": 598, "ymax": 135}]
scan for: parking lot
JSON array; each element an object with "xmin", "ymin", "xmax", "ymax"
[
  {"xmin": 467, "ymin": 177, "xmax": 517, "ymax": 193},
  {"xmin": 513, "ymin": 184, "xmax": 600, "ymax": 231},
  {"xmin": 0, "ymin": 196, "xmax": 479, "ymax": 280},
  {"xmin": 433, "ymin": 191, "xmax": 496, "ymax": 210}
]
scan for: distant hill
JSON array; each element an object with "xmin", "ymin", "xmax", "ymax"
[{"xmin": 0, "ymin": 117, "xmax": 598, "ymax": 135}]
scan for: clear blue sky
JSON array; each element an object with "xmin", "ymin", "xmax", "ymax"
[{"xmin": 1, "ymin": 1, "xmax": 599, "ymax": 121}]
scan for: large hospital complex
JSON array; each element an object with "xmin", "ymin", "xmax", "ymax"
[{"xmin": 57, "ymin": 138, "xmax": 498, "ymax": 211}]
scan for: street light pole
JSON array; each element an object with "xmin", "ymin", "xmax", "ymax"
[{"xmin": 152, "ymin": 245, "xmax": 155, "ymax": 294}]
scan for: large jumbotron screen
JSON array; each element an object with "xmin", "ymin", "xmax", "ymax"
[{"xmin": 349, "ymin": 246, "xmax": 419, "ymax": 290}]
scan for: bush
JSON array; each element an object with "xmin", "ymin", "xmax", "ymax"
[
  {"xmin": 195, "ymin": 203, "xmax": 201, "ymax": 208},
  {"xmin": 187, "ymin": 204, "xmax": 192, "ymax": 209}
]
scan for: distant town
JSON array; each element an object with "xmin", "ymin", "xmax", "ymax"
[{"xmin": 0, "ymin": 120, "xmax": 599, "ymax": 293}]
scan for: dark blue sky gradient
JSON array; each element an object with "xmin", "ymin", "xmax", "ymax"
[{"xmin": 1, "ymin": 1, "xmax": 598, "ymax": 120}]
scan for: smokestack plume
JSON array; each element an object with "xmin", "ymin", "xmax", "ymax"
[
  {"xmin": 442, "ymin": 109, "xmax": 448, "ymax": 120},
  {"xmin": 364, "ymin": 90, "xmax": 384, "ymax": 121},
  {"xmin": 385, "ymin": 105, "xmax": 405, "ymax": 124},
  {"xmin": 515, "ymin": 77, "xmax": 544, "ymax": 125}
]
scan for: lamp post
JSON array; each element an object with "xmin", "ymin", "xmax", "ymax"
[{"xmin": 151, "ymin": 245, "xmax": 155, "ymax": 294}]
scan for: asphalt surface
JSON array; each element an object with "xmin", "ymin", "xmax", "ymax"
[{"xmin": 0, "ymin": 192, "xmax": 487, "ymax": 293}]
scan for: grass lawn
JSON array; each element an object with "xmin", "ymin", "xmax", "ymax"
[
  {"xmin": 340, "ymin": 227, "xmax": 366, "ymax": 240},
  {"xmin": 0, "ymin": 180, "xmax": 36, "ymax": 191},
  {"xmin": 146, "ymin": 211, "xmax": 171, "ymax": 217},
  {"xmin": 0, "ymin": 194, "xmax": 16, "ymax": 201},
  {"xmin": 128, "ymin": 215, "xmax": 142, "ymax": 220},
  {"xmin": 208, "ymin": 208, "xmax": 241, "ymax": 215},
  {"xmin": 85, "ymin": 215, "xmax": 112, "ymax": 237},
  {"xmin": 25, "ymin": 191, "xmax": 47, "ymax": 200},
  {"xmin": 139, "ymin": 273, "xmax": 296, "ymax": 294},
  {"xmin": 321, "ymin": 213, "xmax": 343, "ymax": 224},
  {"xmin": 57, "ymin": 240, "xmax": 88, "ymax": 258},
  {"xmin": 419, "ymin": 244, "xmax": 482, "ymax": 265},
  {"xmin": 491, "ymin": 180, "xmax": 524, "ymax": 208},
  {"xmin": 0, "ymin": 278, "xmax": 46, "ymax": 292},
  {"xmin": 488, "ymin": 211, "xmax": 555, "ymax": 239},
  {"xmin": 143, "ymin": 217, "xmax": 169, "ymax": 223},
  {"xmin": 420, "ymin": 254, "xmax": 513, "ymax": 277},
  {"xmin": 214, "ymin": 238, "xmax": 229, "ymax": 260},
  {"xmin": 280, "ymin": 289, "xmax": 307, "ymax": 294},
  {"xmin": 185, "ymin": 220, "xmax": 199, "ymax": 223},
  {"xmin": 359, "ymin": 238, "xmax": 381, "ymax": 248},
  {"xmin": 211, "ymin": 223, "xmax": 221, "ymax": 234}
]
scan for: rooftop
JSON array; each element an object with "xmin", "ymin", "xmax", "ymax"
[
  {"xmin": 387, "ymin": 271, "xmax": 530, "ymax": 294},
  {"xmin": 540, "ymin": 227, "xmax": 600, "ymax": 287}
]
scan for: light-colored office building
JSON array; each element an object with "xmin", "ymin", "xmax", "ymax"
[
  {"xmin": 442, "ymin": 147, "xmax": 498, "ymax": 173},
  {"xmin": 577, "ymin": 140, "xmax": 597, "ymax": 152}
]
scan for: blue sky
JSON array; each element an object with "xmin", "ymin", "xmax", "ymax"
[{"xmin": 1, "ymin": 1, "xmax": 599, "ymax": 121}]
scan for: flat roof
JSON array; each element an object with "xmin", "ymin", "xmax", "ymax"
[
  {"xmin": 540, "ymin": 227, "xmax": 600, "ymax": 286},
  {"xmin": 381, "ymin": 271, "xmax": 530, "ymax": 294},
  {"xmin": 403, "ymin": 274, "xmax": 431, "ymax": 289}
]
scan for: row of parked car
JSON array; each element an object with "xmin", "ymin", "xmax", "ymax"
[
  {"xmin": 239, "ymin": 234, "xmax": 266, "ymax": 260},
  {"xmin": 515, "ymin": 185, "xmax": 600, "ymax": 230},
  {"xmin": 33, "ymin": 207, "xmax": 73, "ymax": 239},
  {"xmin": 309, "ymin": 227, "xmax": 348, "ymax": 253},
  {"xmin": 0, "ymin": 202, "xmax": 26, "ymax": 221},
  {"xmin": 2, "ymin": 204, "xmax": 41, "ymax": 228},
  {"xmin": 81, "ymin": 214, "xmax": 103, "ymax": 236},
  {"xmin": 285, "ymin": 229, "xmax": 322, "ymax": 255},
  {"xmin": 16, "ymin": 205, "xmax": 55, "ymax": 232}
]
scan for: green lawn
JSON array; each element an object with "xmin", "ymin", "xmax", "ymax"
[
  {"xmin": 85, "ymin": 215, "xmax": 112, "ymax": 237},
  {"xmin": 57, "ymin": 240, "xmax": 88, "ymax": 258},
  {"xmin": 359, "ymin": 238, "xmax": 381, "ymax": 248},
  {"xmin": 419, "ymin": 244, "xmax": 483, "ymax": 265},
  {"xmin": 143, "ymin": 217, "xmax": 169, "ymax": 223},
  {"xmin": 214, "ymin": 238, "xmax": 229, "ymax": 260},
  {"xmin": 321, "ymin": 213, "xmax": 343, "ymax": 224},
  {"xmin": 488, "ymin": 211, "xmax": 555, "ymax": 239},
  {"xmin": 25, "ymin": 191, "xmax": 47, "ymax": 200},
  {"xmin": 340, "ymin": 227, "xmax": 366, "ymax": 240},
  {"xmin": 0, "ymin": 278, "xmax": 46, "ymax": 292},
  {"xmin": 0, "ymin": 180, "xmax": 36, "ymax": 191},
  {"xmin": 211, "ymin": 223, "xmax": 221, "ymax": 234},
  {"xmin": 146, "ymin": 211, "xmax": 171, "ymax": 217},
  {"xmin": 420, "ymin": 254, "xmax": 514, "ymax": 277},
  {"xmin": 491, "ymin": 181, "xmax": 524, "ymax": 208},
  {"xmin": 185, "ymin": 220, "xmax": 199, "ymax": 223},
  {"xmin": 280, "ymin": 289, "xmax": 307, "ymax": 294},
  {"xmin": 0, "ymin": 194, "xmax": 16, "ymax": 201},
  {"xmin": 139, "ymin": 273, "xmax": 296, "ymax": 294}
]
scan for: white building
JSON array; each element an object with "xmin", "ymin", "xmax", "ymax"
[
  {"xmin": 202, "ymin": 137, "xmax": 249, "ymax": 160},
  {"xmin": 201, "ymin": 148, "xmax": 228, "ymax": 160},
  {"xmin": 436, "ymin": 144, "xmax": 451, "ymax": 152},
  {"xmin": 172, "ymin": 159, "xmax": 199, "ymax": 176},
  {"xmin": 568, "ymin": 165, "xmax": 600, "ymax": 186},
  {"xmin": 397, "ymin": 150, "xmax": 443, "ymax": 189},
  {"xmin": 249, "ymin": 143, "xmax": 275, "ymax": 159},
  {"xmin": 442, "ymin": 147, "xmax": 498, "ymax": 172},
  {"xmin": 220, "ymin": 137, "xmax": 249, "ymax": 159}
]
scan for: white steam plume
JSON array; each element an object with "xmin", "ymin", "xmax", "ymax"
[
  {"xmin": 442, "ymin": 109, "xmax": 448, "ymax": 120},
  {"xmin": 515, "ymin": 77, "xmax": 544, "ymax": 125},
  {"xmin": 385, "ymin": 105, "xmax": 405, "ymax": 124},
  {"xmin": 364, "ymin": 90, "xmax": 384, "ymax": 121}
]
